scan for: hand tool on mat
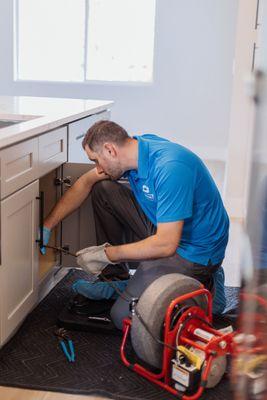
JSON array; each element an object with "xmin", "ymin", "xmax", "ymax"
[{"xmin": 55, "ymin": 328, "xmax": 75, "ymax": 362}]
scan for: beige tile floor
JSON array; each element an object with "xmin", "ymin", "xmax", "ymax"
[{"xmin": 0, "ymin": 387, "xmax": 110, "ymax": 400}]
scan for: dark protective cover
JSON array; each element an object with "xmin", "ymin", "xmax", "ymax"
[{"xmin": 0, "ymin": 269, "xmax": 237, "ymax": 400}]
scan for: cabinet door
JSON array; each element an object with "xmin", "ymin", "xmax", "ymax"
[
  {"xmin": 0, "ymin": 138, "xmax": 38, "ymax": 199},
  {"xmin": 0, "ymin": 180, "xmax": 39, "ymax": 345},
  {"xmin": 39, "ymin": 169, "xmax": 62, "ymax": 281},
  {"xmin": 38, "ymin": 127, "xmax": 67, "ymax": 177},
  {"xmin": 60, "ymin": 163, "xmax": 96, "ymax": 268}
]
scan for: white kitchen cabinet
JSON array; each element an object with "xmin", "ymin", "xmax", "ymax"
[
  {"xmin": 0, "ymin": 180, "xmax": 39, "ymax": 345},
  {"xmin": 0, "ymin": 138, "xmax": 38, "ymax": 199},
  {"xmin": 0, "ymin": 101, "xmax": 112, "ymax": 347}
]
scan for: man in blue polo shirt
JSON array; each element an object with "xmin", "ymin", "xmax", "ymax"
[{"xmin": 42, "ymin": 120, "xmax": 229, "ymax": 329}]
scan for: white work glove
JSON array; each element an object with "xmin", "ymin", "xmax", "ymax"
[{"xmin": 76, "ymin": 242, "xmax": 115, "ymax": 276}]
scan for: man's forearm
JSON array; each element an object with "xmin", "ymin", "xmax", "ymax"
[
  {"xmin": 44, "ymin": 180, "xmax": 91, "ymax": 230},
  {"xmin": 44, "ymin": 168, "xmax": 107, "ymax": 230},
  {"xmin": 105, "ymin": 234, "xmax": 178, "ymax": 262}
]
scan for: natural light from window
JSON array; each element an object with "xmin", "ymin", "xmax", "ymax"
[
  {"xmin": 17, "ymin": 0, "xmax": 85, "ymax": 82},
  {"xmin": 86, "ymin": 0, "xmax": 156, "ymax": 82},
  {"xmin": 16, "ymin": 0, "xmax": 156, "ymax": 83}
]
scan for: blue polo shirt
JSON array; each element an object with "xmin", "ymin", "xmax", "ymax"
[{"xmin": 125, "ymin": 134, "xmax": 229, "ymax": 265}]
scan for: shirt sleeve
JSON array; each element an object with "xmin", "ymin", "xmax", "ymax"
[{"xmin": 155, "ymin": 161, "xmax": 194, "ymax": 223}]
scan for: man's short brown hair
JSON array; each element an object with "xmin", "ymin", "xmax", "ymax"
[{"xmin": 82, "ymin": 120, "xmax": 129, "ymax": 152}]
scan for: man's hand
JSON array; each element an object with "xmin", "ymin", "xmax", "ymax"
[
  {"xmin": 39, "ymin": 226, "xmax": 52, "ymax": 255},
  {"xmin": 76, "ymin": 243, "xmax": 115, "ymax": 276}
]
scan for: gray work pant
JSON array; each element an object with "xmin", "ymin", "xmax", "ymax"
[{"xmin": 91, "ymin": 180, "xmax": 221, "ymax": 329}]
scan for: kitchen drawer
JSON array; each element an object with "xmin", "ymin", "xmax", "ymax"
[
  {"xmin": 0, "ymin": 138, "xmax": 38, "ymax": 199},
  {"xmin": 39, "ymin": 126, "xmax": 67, "ymax": 177},
  {"xmin": 68, "ymin": 111, "xmax": 110, "ymax": 163}
]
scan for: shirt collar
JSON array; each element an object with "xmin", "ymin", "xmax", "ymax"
[{"xmin": 133, "ymin": 135, "xmax": 149, "ymax": 180}]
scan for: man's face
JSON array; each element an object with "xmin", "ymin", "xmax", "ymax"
[{"xmin": 85, "ymin": 143, "xmax": 124, "ymax": 180}]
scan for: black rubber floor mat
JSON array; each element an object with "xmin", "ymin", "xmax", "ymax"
[{"xmin": 0, "ymin": 269, "xmax": 235, "ymax": 400}]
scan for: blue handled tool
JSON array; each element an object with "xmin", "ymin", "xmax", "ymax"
[{"xmin": 55, "ymin": 328, "xmax": 75, "ymax": 362}]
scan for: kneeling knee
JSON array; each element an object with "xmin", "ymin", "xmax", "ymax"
[{"xmin": 92, "ymin": 180, "xmax": 119, "ymax": 200}]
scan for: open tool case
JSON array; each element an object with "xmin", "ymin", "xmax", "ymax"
[{"xmin": 57, "ymin": 293, "xmax": 121, "ymax": 334}]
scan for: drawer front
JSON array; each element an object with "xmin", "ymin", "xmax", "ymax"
[
  {"xmin": 68, "ymin": 111, "xmax": 110, "ymax": 163},
  {"xmin": 39, "ymin": 126, "xmax": 67, "ymax": 177},
  {"xmin": 0, "ymin": 138, "xmax": 38, "ymax": 199}
]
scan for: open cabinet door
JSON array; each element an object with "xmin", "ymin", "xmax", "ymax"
[
  {"xmin": 39, "ymin": 168, "xmax": 62, "ymax": 280},
  {"xmin": 60, "ymin": 109, "xmax": 110, "ymax": 267},
  {"xmin": 61, "ymin": 162, "xmax": 96, "ymax": 268}
]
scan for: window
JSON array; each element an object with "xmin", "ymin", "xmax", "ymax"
[{"xmin": 15, "ymin": 0, "xmax": 156, "ymax": 83}]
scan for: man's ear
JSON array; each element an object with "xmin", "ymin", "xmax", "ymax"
[{"xmin": 103, "ymin": 143, "xmax": 117, "ymax": 157}]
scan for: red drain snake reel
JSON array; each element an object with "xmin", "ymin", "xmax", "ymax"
[
  {"xmin": 120, "ymin": 286, "xmax": 267, "ymax": 400},
  {"xmin": 120, "ymin": 287, "xmax": 235, "ymax": 400}
]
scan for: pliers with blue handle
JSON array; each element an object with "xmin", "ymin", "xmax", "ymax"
[{"xmin": 55, "ymin": 328, "xmax": 75, "ymax": 362}]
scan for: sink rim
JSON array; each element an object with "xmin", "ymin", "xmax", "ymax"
[
  {"xmin": 0, "ymin": 119, "xmax": 24, "ymax": 123},
  {"xmin": 0, "ymin": 113, "xmax": 40, "ymax": 122}
]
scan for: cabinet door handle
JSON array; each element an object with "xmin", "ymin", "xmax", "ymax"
[
  {"xmin": 252, "ymin": 42, "xmax": 258, "ymax": 72},
  {"xmin": 36, "ymin": 191, "xmax": 44, "ymax": 247},
  {"xmin": 255, "ymin": 0, "xmax": 260, "ymax": 29},
  {"xmin": 75, "ymin": 133, "xmax": 86, "ymax": 141}
]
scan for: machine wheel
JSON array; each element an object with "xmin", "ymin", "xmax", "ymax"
[{"xmin": 131, "ymin": 273, "xmax": 208, "ymax": 369}]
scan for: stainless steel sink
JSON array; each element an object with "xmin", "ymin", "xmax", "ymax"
[{"xmin": 0, "ymin": 120, "xmax": 23, "ymax": 129}]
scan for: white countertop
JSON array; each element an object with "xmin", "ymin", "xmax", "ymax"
[{"xmin": 0, "ymin": 96, "xmax": 113, "ymax": 149}]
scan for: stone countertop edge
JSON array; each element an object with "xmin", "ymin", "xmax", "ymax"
[{"xmin": 0, "ymin": 96, "xmax": 113, "ymax": 150}]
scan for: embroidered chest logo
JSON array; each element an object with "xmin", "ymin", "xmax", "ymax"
[
  {"xmin": 142, "ymin": 185, "xmax": 154, "ymax": 201},
  {"xmin": 142, "ymin": 185, "xmax": 149, "ymax": 193}
]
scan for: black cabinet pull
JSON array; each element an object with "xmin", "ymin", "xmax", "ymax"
[
  {"xmin": 75, "ymin": 133, "xmax": 86, "ymax": 141},
  {"xmin": 255, "ymin": 0, "xmax": 260, "ymax": 29},
  {"xmin": 252, "ymin": 42, "xmax": 258, "ymax": 72},
  {"xmin": 36, "ymin": 191, "xmax": 44, "ymax": 247}
]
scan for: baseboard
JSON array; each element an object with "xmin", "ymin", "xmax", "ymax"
[{"xmin": 38, "ymin": 266, "xmax": 75, "ymax": 302}]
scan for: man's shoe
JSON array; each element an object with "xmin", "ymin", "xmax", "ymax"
[{"xmin": 100, "ymin": 263, "xmax": 130, "ymax": 281}]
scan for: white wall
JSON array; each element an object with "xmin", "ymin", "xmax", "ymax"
[{"xmin": 0, "ymin": 0, "xmax": 238, "ymax": 152}]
